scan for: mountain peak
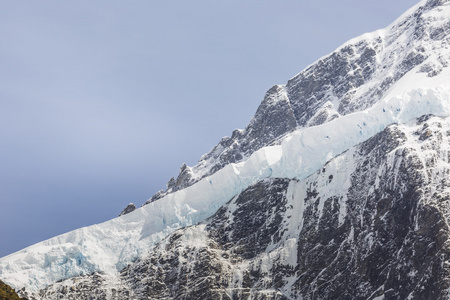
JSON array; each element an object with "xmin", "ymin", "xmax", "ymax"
[{"xmin": 145, "ymin": 0, "xmax": 450, "ymax": 204}]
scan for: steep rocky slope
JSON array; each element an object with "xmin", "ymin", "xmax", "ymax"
[{"xmin": 3, "ymin": 0, "xmax": 450, "ymax": 298}]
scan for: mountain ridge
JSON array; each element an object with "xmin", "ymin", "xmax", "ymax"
[
  {"xmin": 145, "ymin": 0, "xmax": 449, "ymax": 204},
  {"xmin": 3, "ymin": 0, "xmax": 450, "ymax": 297}
]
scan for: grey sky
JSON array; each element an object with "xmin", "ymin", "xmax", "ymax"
[{"xmin": 0, "ymin": 0, "xmax": 416, "ymax": 257}]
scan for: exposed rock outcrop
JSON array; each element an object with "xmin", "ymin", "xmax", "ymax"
[{"xmin": 119, "ymin": 203, "xmax": 136, "ymax": 216}]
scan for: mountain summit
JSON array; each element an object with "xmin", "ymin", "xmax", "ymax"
[{"xmin": 3, "ymin": 0, "xmax": 450, "ymax": 298}]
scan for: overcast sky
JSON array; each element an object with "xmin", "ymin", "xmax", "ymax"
[{"xmin": 0, "ymin": 0, "xmax": 417, "ymax": 257}]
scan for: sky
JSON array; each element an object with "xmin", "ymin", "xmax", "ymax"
[{"xmin": 0, "ymin": 0, "xmax": 417, "ymax": 258}]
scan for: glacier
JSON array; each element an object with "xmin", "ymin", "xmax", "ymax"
[{"xmin": 2, "ymin": 0, "xmax": 450, "ymax": 293}]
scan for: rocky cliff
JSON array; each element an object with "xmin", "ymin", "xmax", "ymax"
[{"xmin": 4, "ymin": 0, "xmax": 450, "ymax": 299}]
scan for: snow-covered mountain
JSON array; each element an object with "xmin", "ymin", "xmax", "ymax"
[{"xmin": 3, "ymin": 0, "xmax": 450, "ymax": 298}]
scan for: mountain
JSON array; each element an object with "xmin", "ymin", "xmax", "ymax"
[{"xmin": 3, "ymin": 0, "xmax": 450, "ymax": 298}]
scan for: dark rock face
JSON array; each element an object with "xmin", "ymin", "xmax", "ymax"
[
  {"xmin": 202, "ymin": 85, "xmax": 297, "ymax": 174},
  {"xmin": 208, "ymin": 178, "xmax": 290, "ymax": 260},
  {"xmin": 35, "ymin": 273, "xmax": 110, "ymax": 300},
  {"xmin": 119, "ymin": 203, "xmax": 136, "ymax": 216},
  {"xmin": 37, "ymin": 116, "xmax": 450, "ymax": 299}
]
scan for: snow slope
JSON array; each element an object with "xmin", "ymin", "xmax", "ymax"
[{"xmin": 2, "ymin": 0, "xmax": 450, "ymax": 292}]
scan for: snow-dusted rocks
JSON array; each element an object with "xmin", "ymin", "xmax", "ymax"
[
  {"xmin": 3, "ymin": 0, "xmax": 450, "ymax": 298},
  {"xmin": 27, "ymin": 116, "xmax": 450, "ymax": 299},
  {"xmin": 118, "ymin": 203, "xmax": 136, "ymax": 216}
]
